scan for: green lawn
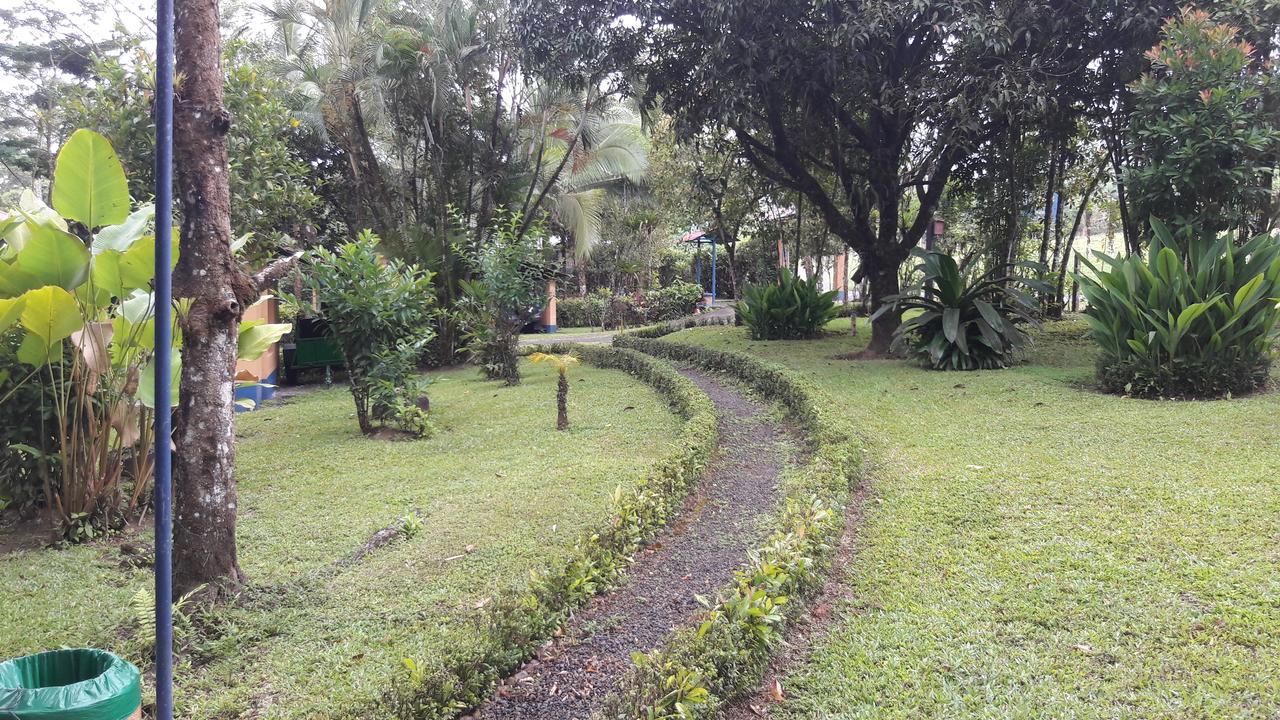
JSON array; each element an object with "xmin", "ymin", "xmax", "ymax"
[
  {"xmin": 670, "ymin": 318, "xmax": 1280, "ymax": 719},
  {"xmin": 0, "ymin": 361, "xmax": 681, "ymax": 718}
]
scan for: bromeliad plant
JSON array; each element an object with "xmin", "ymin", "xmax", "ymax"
[
  {"xmin": 1076, "ymin": 218, "xmax": 1280, "ymax": 399},
  {"xmin": 874, "ymin": 249, "xmax": 1046, "ymax": 370},
  {"xmin": 0, "ymin": 129, "xmax": 287, "ymax": 539},
  {"xmin": 528, "ymin": 351, "xmax": 578, "ymax": 430},
  {"xmin": 736, "ymin": 268, "xmax": 839, "ymax": 340}
]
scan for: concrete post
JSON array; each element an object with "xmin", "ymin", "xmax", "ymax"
[{"xmin": 542, "ymin": 279, "xmax": 557, "ymax": 333}]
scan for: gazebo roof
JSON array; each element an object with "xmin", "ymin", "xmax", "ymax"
[{"xmin": 680, "ymin": 229, "xmax": 716, "ymax": 244}]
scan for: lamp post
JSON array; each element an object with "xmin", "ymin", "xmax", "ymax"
[{"xmin": 153, "ymin": 0, "xmax": 176, "ymax": 716}]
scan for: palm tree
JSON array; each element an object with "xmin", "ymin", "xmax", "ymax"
[
  {"xmin": 528, "ymin": 351, "xmax": 579, "ymax": 430},
  {"xmin": 261, "ymin": 0, "xmax": 399, "ymax": 239},
  {"xmin": 515, "ymin": 85, "xmax": 648, "ymax": 292}
]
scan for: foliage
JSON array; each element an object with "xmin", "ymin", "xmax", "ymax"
[
  {"xmin": 301, "ymin": 232, "xmax": 437, "ymax": 436},
  {"xmin": 556, "ymin": 281, "xmax": 703, "ymax": 329},
  {"xmin": 62, "ymin": 38, "xmax": 322, "ymax": 263},
  {"xmin": 1076, "ymin": 218, "xmax": 1280, "ymax": 399},
  {"xmin": 607, "ymin": 329, "xmax": 860, "ymax": 718},
  {"xmin": 529, "ymin": 351, "xmax": 578, "ymax": 430},
  {"xmin": 0, "ymin": 129, "xmax": 285, "ymax": 539},
  {"xmin": 515, "ymin": 0, "xmax": 1159, "ymax": 352},
  {"xmin": 1128, "ymin": 9, "xmax": 1280, "ymax": 238},
  {"xmin": 737, "ymin": 269, "xmax": 838, "ymax": 341},
  {"xmin": 874, "ymin": 249, "xmax": 1046, "ymax": 371},
  {"xmin": 0, "ymin": 329, "xmax": 57, "ymax": 511},
  {"xmin": 458, "ymin": 211, "xmax": 553, "ymax": 385}
]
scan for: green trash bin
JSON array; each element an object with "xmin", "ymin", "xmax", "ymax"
[{"xmin": 0, "ymin": 649, "xmax": 141, "ymax": 719}]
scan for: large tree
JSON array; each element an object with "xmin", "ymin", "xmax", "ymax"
[{"xmin": 516, "ymin": 0, "xmax": 1167, "ymax": 352}]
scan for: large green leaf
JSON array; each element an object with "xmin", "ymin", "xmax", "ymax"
[
  {"xmin": 139, "ymin": 349, "xmax": 181, "ymax": 409},
  {"xmin": 15, "ymin": 223, "xmax": 91, "ymax": 290},
  {"xmin": 92, "ymin": 204, "xmax": 155, "ymax": 254},
  {"xmin": 941, "ymin": 307, "xmax": 960, "ymax": 343},
  {"xmin": 52, "ymin": 129, "xmax": 131, "ymax": 229},
  {"xmin": 19, "ymin": 285, "xmax": 83, "ymax": 344},
  {"xmin": 0, "ymin": 261, "xmax": 42, "ymax": 298},
  {"xmin": 0, "ymin": 296, "xmax": 25, "ymax": 334},
  {"xmin": 238, "ymin": 321, "xmax": 292, "ymax": 361}
]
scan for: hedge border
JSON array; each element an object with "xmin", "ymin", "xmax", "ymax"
[
  {"xmin": 376, "ymin": 345, "xmax": 718, "ymax": 719},
  {"xmin": 603, "ymin": 325, "xmax": 863, "ymax": 719}
]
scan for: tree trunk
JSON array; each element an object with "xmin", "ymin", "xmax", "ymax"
[
  {"xmin": 866, "ymin": 261, "xmax": 899, "ymax": 355},
  {"xmin": 172, "ymin": 0, "xmax": 255, "ymax": 597},
  {"xmin": 556, "ymin": 372, "xmax": 569, "ymax": 430}
]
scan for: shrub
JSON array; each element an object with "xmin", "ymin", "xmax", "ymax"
[
  {"xmin": 458, "ymin": 211, "xmax": 552, "ymax": 385},
  {"xmin": 302, "ymin": 233, "xmax": 437, "ymax": 436},
  {"xmin": 1076, "ymin": 218, "xmax": 1280, "ymax": 399},
  {"xmin": 737, "ymin": 268, "xmax": 839, "ymax": 340},
  {"xmin": 0, "ymin": 331, "xmax": 57, "ymax": 513},
  {"xmin": 555, "ymin": 282, "xmax": 700, "ymax": 330},
  {"xmin": 874, "ymin": 249, "xmax": 1046, "ymax": 370},
  {"xmin": 645, "ymin": 281, "xmax": 703, "ymax": 322},
  {"xmin": 1128, "ymin": 9, "xmax": 1279, "ymax": 238}
]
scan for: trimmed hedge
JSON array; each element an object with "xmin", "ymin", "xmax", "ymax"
[
  {"xmin": 556, "ymin": 282, "xmax": 705, "ymax": 329},
  {"xmin": 605, "ymin": 327, "xmax": 863, "ymax": 719},
  {"xmin": 377, "ymin": 345, "xmax": 718, "ymax": 719}
]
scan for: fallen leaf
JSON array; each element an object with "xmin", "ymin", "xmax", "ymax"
[
  {"xmin": 465, "ymin": 544, "xmax": 476, "ymax": 553},
  {"xmin": 770, "ymin": 679, "xmax": 784, "ymax": 702},
  {"xmin": 750, "ymin": 703, "xmax": 767, "ymax": 716},
  {"xmin": 474, "ymin": 597, "xmax": 491, "ymax": 610},
  {"xmin": 1071, "ymin": 643, "xmax": 1095, "ymax": 655}
]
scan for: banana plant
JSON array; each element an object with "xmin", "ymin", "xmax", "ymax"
[{"xmin": 0, "ymin": 129, "xmax": 289, "ymax": 539}]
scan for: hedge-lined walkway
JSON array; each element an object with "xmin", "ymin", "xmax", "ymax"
[{"xmin": 467, "ymin": 367, "xmax": 800, "ymax": 719}]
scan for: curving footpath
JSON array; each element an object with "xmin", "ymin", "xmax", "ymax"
[{"xmin": 466, "ymin": 367, "xmax": 800, "ymax": 720}]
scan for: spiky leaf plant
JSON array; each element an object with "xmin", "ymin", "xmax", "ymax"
[
  {"xmin": 874, "ymin": 249, "xmax": 1046, "ymax": 370},
  {"xmin": 736, "ymin": 268, "xmax": 839, "ymax": 340},
  {"xmin": 1075, "ymin": 218, "xmax": 1280, "ymax": 398}
]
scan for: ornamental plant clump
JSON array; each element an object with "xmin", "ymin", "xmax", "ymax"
[
  {"xmin": 1076, "ymin": 218, "xmax": 1280, "ymax": 399},
  {"xmin": 0, "ymin": 129, "xmax": 287, "ymax": 539},
  {"xmin": 874, "ymin": 249, "xmax": 1046, "ymax": 371},
  {"xmin": 736, "ymin": 268, "xmax": 839, "ymax": 340},
  {"xmin": 301, "ymin": 233, "xmax": 437, "ymax": 436}
]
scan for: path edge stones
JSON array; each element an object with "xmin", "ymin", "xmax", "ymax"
[{"xmin": 601, "ymin": 329, "xmax": 865, "ymax": 719}]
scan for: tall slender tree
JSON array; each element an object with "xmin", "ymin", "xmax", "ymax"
[{"xmin": 172, "ymin": 0, "xmax": 255, "ymax": 596}]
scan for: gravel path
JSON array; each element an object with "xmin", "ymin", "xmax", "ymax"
[{"xmin": 467, "ymin": 367, "xmax": 797, "ymax": 720}]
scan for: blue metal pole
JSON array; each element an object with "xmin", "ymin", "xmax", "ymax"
[
  {"xmin": 154, "ymin": 0, "xmax": 175, "ymax": 714},
  {"xmin": 710, "ymin": 238, "xmax": 717, "ymax": 303}
]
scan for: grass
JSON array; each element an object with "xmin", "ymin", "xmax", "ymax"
[
  {"xmin": 669, "ymin": 317, "xmax": 1280, "ymax": 719},
  {"xmin": 0, "ymin": 361, "xmax": 682, "ymax": 718}
]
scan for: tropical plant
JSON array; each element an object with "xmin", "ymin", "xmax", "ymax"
[
  {"xmin": 1129, "ymin": 9, "xmax": 1280, "ymax": 239},
  {"xmin": 458, "ymin": 211, "xmax": 553, "ymax": 385},
  {"xmin": 874, "ymin": 249, "xmax": 1046, "ymax": 371},
  {"xmin": 736, "ymin": 268, "xmax": 838, "ymax": 341},
  {"xmin": 0, "ymin": 129, "xmax": 287, "ymax": 539},
  {"xmin": 1075, "ymin": 218, "xmax": 1280, "ymax": 399},
  {"xmin": 300, "ymin": 232, "xmax": 437, "ymax": 436},
  {"xmin": 529, "ymin": 351, "xmax": 578, "ymax": 430}
]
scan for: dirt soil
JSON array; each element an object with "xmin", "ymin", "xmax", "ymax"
[{"xmin": 467, "ymin": 367, "xmax": 799, "ymax": 720}]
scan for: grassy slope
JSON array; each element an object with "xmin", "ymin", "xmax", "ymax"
[
  {"xmin": 0, "ymin": 362, "xmax": 680, "ymax": 718},
  {"xmin": 670, "ymin": 318, "xmax": 1280, "ymax": 719}
]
